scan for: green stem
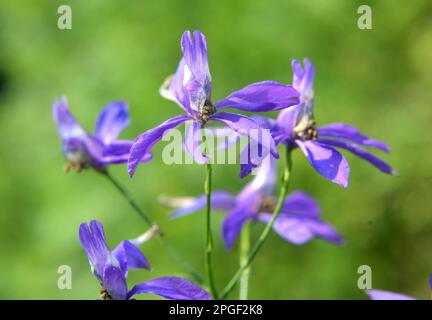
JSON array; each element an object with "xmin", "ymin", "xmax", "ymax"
[
  {"xmin": 239, "ymin": 221, "xmax": 251, "ymax": 300},
  {"xmin": 103, "ymin": 170, "xmax": 153, "ymax": 227},
  {"xmin": 220, "ymin": 148, "xmax": 292, "ymax": 300},
  {"xmin": 204, "ymin": 162, "xmax": 218, "ymax": 299},
  {"xmin": 102, "ymin": 170, "xmax": 204, "ymax": 285}
]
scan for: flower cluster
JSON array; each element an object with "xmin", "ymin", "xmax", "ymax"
[{"xmin": 54, "ymin": 30, "xmax": 400, "ymax": 300}]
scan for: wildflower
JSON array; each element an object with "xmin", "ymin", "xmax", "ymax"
[
  {"xmin": 79, "ymin": 220, "xmax": 210, "ymax": 300},
  {"xmin": 53, "ymin": 97, "xmax": 150, "ymax": 172},
  {"xmin": 367, "ymin": 274, "xmax": 431, "ymax": 300},
  {"xmin": 164, "ymin": 156, "xmax": 343, "ymax": 250},
  {"xmin": 242, "ymin": 58, "xmax": 396, "ymax": 186},
  {"xmin": 127, "ymin": 30, "xmax": 299, "ymax": 176}
]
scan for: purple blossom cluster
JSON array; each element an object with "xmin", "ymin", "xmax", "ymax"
[{"xmin": 53, "ymin": 30, "xmax": 405, "ymax": 300}]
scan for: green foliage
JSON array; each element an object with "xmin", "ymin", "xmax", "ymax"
[{"xmin": 0, "ymin": 0, "xmax": 431, "ymax": 299}]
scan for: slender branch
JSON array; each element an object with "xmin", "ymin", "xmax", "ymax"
[
  {"xmin": 220, "ymin": 148, "xmax": 292, "ymax": 300},
  {"xmin": 239, "ymin": 221, "xmax": 251, "ymax": 300},
  {"xmin": 102, "ymin": 170, "xmax": 204, "ymax": 285},
  {"xmin": 103, "ymin": 170, "xmax": 154, "ymax": 227},
  {"xmin": 204, "ymin": 160, "xmax": 218, "ymax": 299}
]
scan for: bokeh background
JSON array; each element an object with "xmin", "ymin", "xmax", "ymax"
[{"xmin": 0, "ymin": 0, "xmax": 431, "ymax": 299}]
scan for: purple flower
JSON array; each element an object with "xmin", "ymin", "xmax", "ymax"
[
  {"xmin": 79, "ymin": 220, "xmax": 210, "ymax": 300},
  {"xmin": 242, "ymin": 58, "xmax": 397, "ymax": 186},
  {"xmin": 53, "ymin": 97, "xmax": 150, "ymax": 172},
  {"xmin": 127, "ymin": 30, "xmax": 299, "ymax": 176},
  {"xmin": 164, "ymin": 156, "xmax": 343, "ymax": 250},
  {"xmin": 366, "ymin": 274, "xmax": 431, "ymax": 300}
]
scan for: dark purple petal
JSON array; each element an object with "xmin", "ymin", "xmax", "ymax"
[
  {"xmin": 160, "ymin": 59, "xmax": 192, "ymax": 113},
  {"xmin": 127, "ymin": 276, "xmax": 211, "ymax": 300},
  {"xmin": 222, "ymin": 208, "xmax": 253, "ymax": 250},
  {"xmin": 367, "ymin": 289, "xmax": 415, "ymax": 300},
  {"xmin": 128, "ymin": 115, "xmax": 191, "ymax": 177},
  {"xmin": 429, "ymin": 273, "xmax": 432, "ymax": 289},
  {"xmin": 292, "ymin": 58, "xmax": 315, "ymax": 95},
  {"xmin": 181, "ymin": 30, "xmax": 211, "ymax": 89},
  {"xmin": 184, "ymin": 122, "xmax": 208, "ymax": 164},
  {"xmin": 317, "ymin": 123, "xmax": 390, "ymax": 152},
  {"xmin": 95, "ymin": 101, "xmax": 130, "ymax": 144},
  {"xmin": 318, "ymin": 139, "xmax": 397, "ymax": 175},
  {"xmin": 78, "ymin": 220, "xmax": 111, "ymax": 280},
  {"xmin": 214, "ymin": 81, "xmax": 299, "ymax": 112},
  {"xmin": 296, "ymin": 140, "xmax": 350, "ymax": 188},
  {"xmin": 239, "ymin": 158, "xmax": 257, "ymax": 179},
  {"xmin": 112, "ymin": 240, "xmax": 151, "ymax": 277},
  {"xmin": 169, "ymin": 191, "xmax": 236, "ymax": 218},
  {"xmin": 282, "ymin": 191, "xmax": 321, "ymax": 218},
  {"xmin": 102, "ymin": 264, "xmax": 128, "ymax": 300}
]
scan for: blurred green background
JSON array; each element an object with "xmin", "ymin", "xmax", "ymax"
[{"xmin": 0, "ymin": 0, "xmax": 431, "ymax": 299}]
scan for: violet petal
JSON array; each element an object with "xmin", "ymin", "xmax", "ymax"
[
  {"xmin": 112, "ymin": 240, "xmax": 151, "ymax": 277},
  {"xmin": 169, "ymin": 191, "xmax": 236, "ymax": 218},
  {"xmin": 318, "ymin": 139, "xmax": 397, "ymax": 175},
  {"xmin": 128, "ymin": 114, "xmax": 191, "ymax": 177},
  {"xmin": 94, "ymin": 101, "xmax": 130, "ymax": 144},
  {"xmin": 296, "ymin": 139, "xmax": 350, "ymax": 188},
  {"xmin": 127, "ymin": 276, "xmax": 211, "ymax": 300},
  {"xmin": 317, "ymin": 123, "xmax": 390, "ymax": 152},
  {"xmin": 214, "ymin": 81, "xmax": 299, "ymax": 112}
]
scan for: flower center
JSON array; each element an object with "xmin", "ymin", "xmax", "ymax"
[
  {"xmin": 293, "ymin": 117, "xmax": 318, "ymax": 141},
  {"xmin": 100, "ymin": 288, "xmax": 112, "ymax": 300},
  {"xmin": 64, "ymin": 160, "xmax": 87, "ymax": 173},
  {"xmin": 259, "ymin": 196, "xmax": 277, "ymax": 213},
  {"xmin": 198, "ymin": 100, "xmax": 216, "ymax": 124},
  {"xmin": 63, "ymin": 149, "xmax": 91, "ymax": 173}
]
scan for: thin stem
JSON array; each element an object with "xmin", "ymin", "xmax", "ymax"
[
  {"xmin": 102, "ymin": 170, "xmax": 204, "ymax": 285},
  {"xmin": 239, "ymin": 221, "xmax": 251, "ymax": 300},
  {"xmin": 220, "ymin": 148, "xmax": 292, "ymax": 300},
  {"xmin": 103, "ymin": 170, "xmax": 153, "ymax": 227},
  {"xmin": 204, "ymin": 161, "xmax": 218, "ymax": 299}
]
